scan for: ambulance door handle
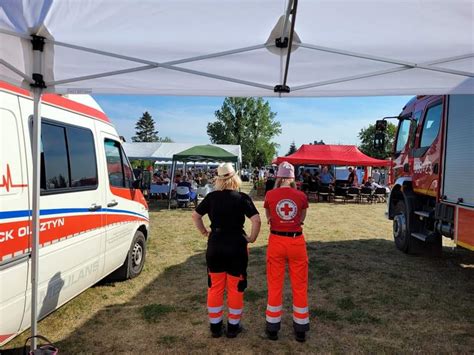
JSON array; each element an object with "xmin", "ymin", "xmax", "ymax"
[
  {"xmin": 107, "ymin": 200, "xmax": 119, "ymax": 208},
  {"xmin": 89, "ymin": 203, "xmax": 102, "ymax": 211}
]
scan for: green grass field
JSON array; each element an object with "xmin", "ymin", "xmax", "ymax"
[{"xmin": 2, "ymin": 183, "xmax": 473, "ymax": 354}]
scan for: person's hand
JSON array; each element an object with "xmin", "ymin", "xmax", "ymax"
[
  {"xmin": 201, "ymin": 229, "xmax": 209, "ymax": 238},
  {"xmin": 246, "ymin": 234, "xmax": 257, "ymax": 243}
]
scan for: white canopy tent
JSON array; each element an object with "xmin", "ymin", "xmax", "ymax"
[
  {"xmin": 1, "ymin": 0, "xmax": 473, "ymax": 349},
  {"xmin": 123, "ymin": 142, "xmax": 242, "ymax": 163},
  {"xmin": 1, "ymin": 0, "xmax": 473, "ymax": 96}
]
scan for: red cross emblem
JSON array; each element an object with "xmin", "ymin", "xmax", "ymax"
[
  {"xmin": 280, "ymin": 203, "xmax": 294, "ymax": 216},
  {"xmin": 276, "ymin": 199, "xmax": 297, "ymax": 220}
]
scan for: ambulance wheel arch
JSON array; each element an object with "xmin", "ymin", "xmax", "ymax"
[{"xmin": 106, "ymin": 229, "xmax": 146, "ymax": 281}]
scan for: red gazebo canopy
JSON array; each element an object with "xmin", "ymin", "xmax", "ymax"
[{"xmin": 274, "ymin": 145, "xmax": 390, "ymax": 167}]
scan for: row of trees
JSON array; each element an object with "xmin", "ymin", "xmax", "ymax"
[{"xmin": 131, "ymin": 102, "xmax": 396, "ymax": 165}]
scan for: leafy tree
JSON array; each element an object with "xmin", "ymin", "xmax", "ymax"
[
  {"xmin": 358, "ymin": 122, "xmax": 397, "ymax": 159},
  {"xmin": 286, "ymin": 141, "xmax": 297, "ymax": 156},
  {"xmin": 132, "ymin": 111, "xmax": 159, "ymax": 142},
  {"xmin": 207, "ymin": 97, "xmax": 281, "ymax": 166}
]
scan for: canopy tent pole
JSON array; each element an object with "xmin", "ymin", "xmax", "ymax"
[
  {"xmin": 280, "ymin": 0, "xmax": 294, "ymax": 42},
  {"xmin": 30, "ymin": 34, "xmax": 46, "ymax": 351},
  {"xmin": 30, "ymin": 86, "xmax": 42, "ymax": 352},
  {"xmin": 168, "ymin": 160, "xmax": 177, "ymax": 209}
]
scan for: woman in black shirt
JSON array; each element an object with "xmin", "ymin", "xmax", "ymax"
[{"xmin": 192, "ymin": 163, "xmax": 261, "ymax": 338}]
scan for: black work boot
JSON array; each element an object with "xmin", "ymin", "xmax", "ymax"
[
  {"xmin": 295, "ymin": 331, "xmax": 306, "ymax": 343},
  {"xmin": 226, "ymin": 322, "xmax": 243, "ymax": 338},
  {"xmin": 210, "ymin": 322, "xmax": 224, "ymax": 338},
  {"xmin": 265, "ymin": 329, "xmax": 278, "ymax": 341}
]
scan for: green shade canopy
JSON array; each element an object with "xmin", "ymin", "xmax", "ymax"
[{"xmin": 173, "ymin": 144, "xmax": 238, "ymax": 163}]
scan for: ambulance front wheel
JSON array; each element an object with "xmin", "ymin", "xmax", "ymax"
[
  {"xmin": 107, "ymin": 230, "xmax": 146, "ymax": 281},
  {"xmin": 127, "ymin": 231, "xmax": 147, "ymax": 279}
]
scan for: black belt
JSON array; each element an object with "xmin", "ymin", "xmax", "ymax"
[{"xmin": 271, "ymin": 230, "xmax": 302, "ymax": 237}]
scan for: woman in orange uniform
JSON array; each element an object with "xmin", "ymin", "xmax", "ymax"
[
  {"xmin": 192, "ymin": 163, "xmax": 261, "ymax": 338},
  {"xmin": 263, "ymin": 161, "xmax": 309, "ymax": 342}
]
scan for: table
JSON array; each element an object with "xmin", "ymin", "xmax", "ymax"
[{"xmin": 150, "ymin": 184, "xmax": 171, "ymax": 194}]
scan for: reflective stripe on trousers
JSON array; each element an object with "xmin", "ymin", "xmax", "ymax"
[
  {"xmin": 207, "ymin": 272, "xmax": 244, "ymax": 325},
  {"xmin": 266, "ymin": 234, "xmax": 310, "ymax": 332}
]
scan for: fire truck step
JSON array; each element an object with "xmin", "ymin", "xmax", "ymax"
[
  {"xmin": 411, "ymin": 232, "xmax": 429, "ymax": 242},
  {"xmin": 414, "ymin": 210, "xmax": 431, "ymax": 218}
]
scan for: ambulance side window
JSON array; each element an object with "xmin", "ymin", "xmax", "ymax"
[
  {"xmin": 121, "ymin": 146, "xmax": 133, "ymax": 188},
  {"xmin": 40, "ymin": 121, "xmax": 98, "ymax": 194},
  {"xmin": 67, "ymin": 126, "xmax": 98, "ymax": 187},
  {"xmin": 104, "ymin": 139, "xmax": 133, "ymax": 188},
  {"xmin": 41, "ymin": 124, "xmax": 69, "ymax": 189}
]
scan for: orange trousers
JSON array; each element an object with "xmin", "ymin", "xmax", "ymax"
[
  {"xmin": 266, "ymin": 234, "xmax": 310, "ymax": 332},
  {"xmin": 207, "ymin": 272, "xmax": 245, "ymax": 326}
]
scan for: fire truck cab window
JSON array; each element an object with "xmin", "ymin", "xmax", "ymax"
[
  {"xmin": 395, "ymin": 119, "xmax": 411, "ymax": 153},
  {"xmin": 420, "ymin": 103, "xmax": 442, "ymax": 148}
]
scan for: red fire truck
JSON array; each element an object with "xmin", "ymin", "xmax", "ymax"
[{"xmin": 377, "ymin": 95, "xmax": 473, "ymax": 253}]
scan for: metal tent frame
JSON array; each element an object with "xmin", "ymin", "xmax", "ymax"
[{"xmin": 0, "ymin": 0, "xmax": 473, "ymax": 349}]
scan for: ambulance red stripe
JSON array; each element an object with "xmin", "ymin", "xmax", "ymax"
[{"xmin": 0, "ymin": 213, "xmax": 147, "ymax": 260}]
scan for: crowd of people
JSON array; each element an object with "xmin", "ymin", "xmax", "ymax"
[
  {"xmin": 150, "ymin": 167, "xmax": 214, "ymax": 187},
  {"xmin": 249, "ymin": 165, "xmax": 389, "ymax": 201}
]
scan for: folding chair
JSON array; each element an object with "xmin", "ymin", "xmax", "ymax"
[
  {"xmin": 360, "ymin": 187, "xmax": 374, "ymax": 203},
  {"xmin": 333, "ymin": 186, "xmax": 347, "ymax": 203},
  {"xmin": 176, "ymin": 186, "xmax": 191, "ymax": 207},
  {"xmin": 317, "ymin": 185, "xmax": 332, "ymax": 202},
  {"xmin": 347, "ymin": 187, "xmax": 360, "ymax": 203},
  {"xmin": 307, "ymin": 182, "xmax": 319, "ymax": 202},
  {"xmin": 374, "ymin": 187, "xmax": 387, "ymax": 203}
]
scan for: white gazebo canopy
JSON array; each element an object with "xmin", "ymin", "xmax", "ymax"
[
  {"xmin": 123, "ymin": 142, "xmax": 242, "ymax": 163},
  {"xmin": 1, "ymin": 0, "xmax": 472, "ymax": 97}
]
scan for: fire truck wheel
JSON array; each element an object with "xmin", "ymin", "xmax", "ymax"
[
  {"xmin": 393, "ymin": 201, "xmax": 410, "ymax": 253},
  {"xmin": 127, "ymin": 231, "xmax": 147, "ymax": 279}
]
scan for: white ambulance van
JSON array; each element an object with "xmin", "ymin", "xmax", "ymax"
[{"xmin": 0, "ymin": 81, "xmax": 149, "ymax": 345}]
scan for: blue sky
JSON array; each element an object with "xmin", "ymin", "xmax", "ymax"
[{"xmin": 93, "ymin": 95, "xmax": 411, "ymax": 156}]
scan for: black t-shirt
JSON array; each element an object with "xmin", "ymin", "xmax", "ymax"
[
  {"xmin": 348, "ymin": 171, "xmax": 355, "ymax": 185},
  {"xmin": 195, "ymin": 190, "xmax": 259, "ymax": 232}
]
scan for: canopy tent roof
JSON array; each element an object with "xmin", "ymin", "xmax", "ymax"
[
  {"xmin": 1, "ymin": 0, "xmax": 472, "ymax": 97},
  {"xmin": 274, "ymin": 144, "xmax": 391, "ymax": 166},
  {"xmin": 123, "ymin": 142, "xmax": 242, "ymax": 162},
  {"xmin": 173, "ymin": 144, "xmax": 238, "ymax": 163}
]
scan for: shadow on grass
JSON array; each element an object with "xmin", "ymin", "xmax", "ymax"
[{"xmin": 3, "ymin": 239, "xmax": 473, "ymax": 354}]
